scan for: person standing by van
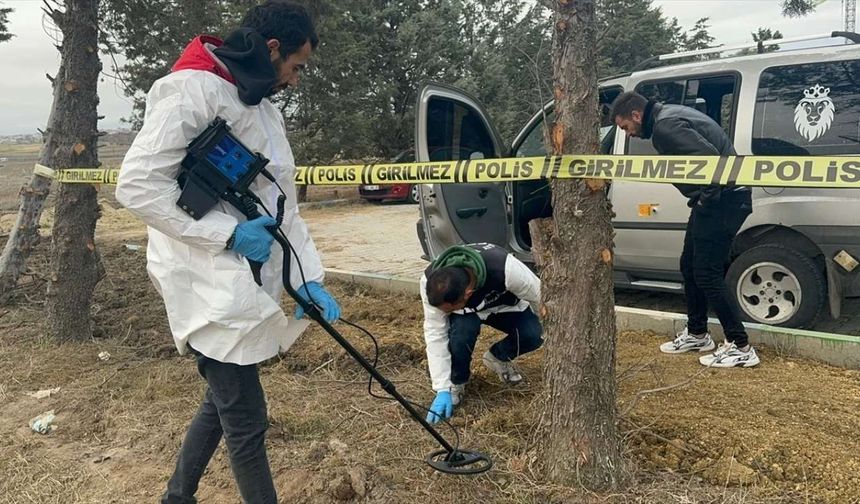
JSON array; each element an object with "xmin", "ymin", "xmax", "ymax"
[{"xmin": 610, "ymin": 91, "xmax": 759, "ymax": 368}]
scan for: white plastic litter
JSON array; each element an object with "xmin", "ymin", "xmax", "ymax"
[
  {"xmin": 27, "ymin": 387, "xmax": 60, "ymax": 399},
  {"xmin": 98, "ymin": 351, "xmax": 111, "ymax": 361},
  {"xmin": 29, "ymin": 410, "xmax": 56, "ymax": 434}
]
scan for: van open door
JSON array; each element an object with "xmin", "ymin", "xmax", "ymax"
[{"xmin": 415, "ymin": 83, "xmax": 509, "ymax": 259}]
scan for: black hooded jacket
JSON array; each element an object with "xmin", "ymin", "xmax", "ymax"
[{"xmin": 640, "ymin": 101, "xmax": 749, "ymax": 207}]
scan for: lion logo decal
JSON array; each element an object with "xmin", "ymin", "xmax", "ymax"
[{"xmin": 794, "ymin": 84, "xmax": 835, "ymax": 142}]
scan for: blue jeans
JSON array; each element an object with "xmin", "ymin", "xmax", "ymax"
[
  {"xmin": 448, "ymin": 308, "xmax": 544, "ymax": 385},
  {"xmin": 161, "ymin": 352, "xmax": 276, "ymax": 504}
]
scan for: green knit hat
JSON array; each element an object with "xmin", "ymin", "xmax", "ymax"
[{"xmin": 430, "ymin": 245, "xmax": 487, "ymax": 289}]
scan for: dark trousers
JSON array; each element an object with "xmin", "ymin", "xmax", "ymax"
[
  {"xmin": 681, "ymin": 196, "xmax": 752, "ymax": 348},
  {"xmin": 448, "ymin": 308, "xmax": 544, "ymax": 385},
  {"xmin": 162, "ymin": 352, "xmax": 276, "ymax": 504}
]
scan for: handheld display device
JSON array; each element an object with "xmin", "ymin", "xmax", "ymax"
[{"xmin": 177, "ymin": 117, "xmax": 270, "ymax": 219}]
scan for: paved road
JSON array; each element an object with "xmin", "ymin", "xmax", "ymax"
[
  {"xmin": 304, "ymin": 202, "xmax": 426, "ymax": 278},
  {"xmin": 303, "ymin": 202, "xmax": 860, "ymax": 335}
]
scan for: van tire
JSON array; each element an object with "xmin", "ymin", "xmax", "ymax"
[{"xmin": 726, "ymin": 244, "xmax": 826, "ymax": 329}]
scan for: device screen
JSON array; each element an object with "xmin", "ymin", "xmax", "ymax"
[{"xmin": 205, "ymin": 135, "xmax": 255, "ymax": 184}]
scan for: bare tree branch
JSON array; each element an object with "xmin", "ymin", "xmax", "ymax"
[{"xmin": 620, "ymin": 365, "xmax": 711, "ymax": 417}]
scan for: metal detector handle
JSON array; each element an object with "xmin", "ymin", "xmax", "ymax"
[
  {"xmin": 246, "ymin": 195, "xmax": 286, "ymax": 287},
  {"xmin": 249, "ymin": 260, "xmax": 264, "ymax": 286},
  {"xmin": 248, "ymin": 223, "xmax": 279, "ymax": 286},
  {"xmin": 240, "ymin": 204, "xmax": 265, "ymax": 286}
]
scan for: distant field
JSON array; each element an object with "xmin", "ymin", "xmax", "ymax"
[
  {"xmin": 0, "ymin": 144, "xmax": 41, "ymax": 155},
  {"xmin": 0, "ymin": 143, "xmax": 130, "ymax": 212}
]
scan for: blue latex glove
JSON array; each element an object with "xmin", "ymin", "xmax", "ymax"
[
  {"xmin": 426, "ymin": 391, "xmax": 454, "ymax": 424},
  {"xmin": 294, "ymin": 281, "xmax": 341, "ymax": 322},
  {"xmin": 230, "ymin": 216, "xmax": 276, "ymax": 262}
]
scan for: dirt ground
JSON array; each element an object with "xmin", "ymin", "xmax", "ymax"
[{"xmin": 0, "ymin": 223, "xmax": 859, "ymax": 503}]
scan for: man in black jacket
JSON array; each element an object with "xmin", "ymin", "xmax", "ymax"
[{"xmin": 611, "ymin": 91, "xmax": 759, "ymax": 368}]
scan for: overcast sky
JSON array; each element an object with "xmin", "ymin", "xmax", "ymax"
[{"xmin": 0, "ymin": 0, "xmax": 849, "ymax": 135}]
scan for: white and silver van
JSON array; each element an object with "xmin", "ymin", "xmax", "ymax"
[{"xmin": 414, "ymin": 33, "xmax": 860, "ymax": 329}]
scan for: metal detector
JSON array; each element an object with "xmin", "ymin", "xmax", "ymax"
[{"xmin": 177, "ymin": 117, "xmax": 492, "ymax": 475}]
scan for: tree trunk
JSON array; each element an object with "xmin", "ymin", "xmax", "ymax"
[
  {"xmin": 0, "ymin": 171, "xmax": 53, "ymax": 297},
  {"xmin": 0, "ymin": 77, "xmax": 65, "ymax": 295},
  {"xmin": 297, "ymin": 184, "xmax": 309, "ymax": 203},
  {"xmin": 44, "ymin": 0, "xmax": 104, "ymax": 341},
  {"xmin": 530, "ymin": 0, "xmax": 626, "ymax": 490}
]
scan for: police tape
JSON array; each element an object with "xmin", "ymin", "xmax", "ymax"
[
  {"xmin": 295, "ymin": 155, "xmax": 860, "ymax": 188},
  {"xmin": 41, "ymin": 155, "xmax": 860, "ymax": 188},
  {"xmin": 55, "ymin": 168, "xmax": 119, "ymax": 185},
  {"xmin": 35, "ymin": 164, "xmax": 119, "ymax": 185}
]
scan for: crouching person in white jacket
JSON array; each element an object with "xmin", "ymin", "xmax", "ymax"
[
  {"xmin": 421, "ymin": 243, "xmax": 543, "ymax": 424},
  {"xmin": 115, "ymin": 3, "xmax": 340, "ymax": 503}
]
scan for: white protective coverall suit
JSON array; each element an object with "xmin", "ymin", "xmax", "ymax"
[{"xmin": 116, "ymin": 67, "xmax": 322, "ymax": 365}]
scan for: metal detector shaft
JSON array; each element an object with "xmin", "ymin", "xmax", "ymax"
[
  {"xmin": 224, "ymin": 190, "xmax": 456, "ymax": 451},
  {"xmin": 271, "ymin": 233, "xmax": 458, "ymax": 455},
  {"xmin": 217, "ymin": 192, "xmax": 489, "ymax": 473}
]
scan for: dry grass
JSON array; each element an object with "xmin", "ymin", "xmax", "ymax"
[
  {"xmin": 0, "ymin": 450, "xmax": 91, "ymax": 504},
  {"xmin": 0, "ymin": 239, "xmax": 857, "ymax": 503}
]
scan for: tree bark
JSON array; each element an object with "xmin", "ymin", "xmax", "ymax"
[
  {"xmin": 531, "ymin": 0, "xmax": 626, "ymax": 490},
  {"xmin": 44, "ymin": 0, "xmax": 104, "ymax": 341},
  {"xmin": 0, "ymin": 76, "xmax": 64, "ymax": 295},
  {"xmin": 0, "ymin": 172, "xmax": 53, "ymax": 297}
]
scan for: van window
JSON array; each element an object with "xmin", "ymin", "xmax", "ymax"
[
  {"xmin": 627, "ymin": 74, "xmax": 739, "ymax": 154},
  {"xmin": 515, "ymin": 111, "xmax": 554, "ymax": 157},
  {"xmin": 752, "ymin": 60, "xmax": 860, "ymax": 155},
  {"xmin": 514, "ymin": 86, "xmax": 622, "ymax": 157},
  {"xmin": 426, "ymin": 97, "xmax": 496, "ymax": 161}
]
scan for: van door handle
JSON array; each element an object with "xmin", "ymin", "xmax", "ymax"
[{"xmin": 456, "ymin": 207, "xmax": 488, "ymax": 218}]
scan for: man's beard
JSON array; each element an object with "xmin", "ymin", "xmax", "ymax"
[{"xmin": 268, "ymin": 59, "xmax": 287, "ymax": 96}]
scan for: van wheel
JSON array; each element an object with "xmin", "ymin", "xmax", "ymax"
[{"xmin": 726, "ymin": 244, "xmax": 826, "ymax": 329}]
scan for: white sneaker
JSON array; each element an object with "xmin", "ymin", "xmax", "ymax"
[
  {"xmin": 659, "ymin": 328, "xmax": 716, "ymax": 354},
  {"xmin": 699, "ymin": 342, "xmax": 760, "ymax": 368},
  {"xmin": 482, "ymin": 351, "xmax": 523, "ymax": 385},
  {"xmin": 698, "ymin": 340, "xmax": 733, "ymax": 366},
  {"xmin": 450, "ymin": 383, "xmax": 465, "ymax": 406}
]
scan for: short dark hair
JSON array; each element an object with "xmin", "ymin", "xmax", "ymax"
[
  {"xmin": 610, "ymin": 91, "xmax": 648, "ymax": 122},
  {"xmin": 426, "ymin": 267, "xmax": 470, "ymax": 307},
  {"xmin": 241, "ymin": 1, "xmax": 319, "ymax": 58}
]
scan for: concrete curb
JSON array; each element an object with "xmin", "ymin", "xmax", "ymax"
[
  {"xmin": 326, "ymin": 268, "xmax": 419, "ymax": 295},
  {"xmin": 325, "ymin": 268, "xmax": 860, "ymax": 370},
  {"xmin": 298, "ymin": 198, "xmax": 356, "ymax": 211}
]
